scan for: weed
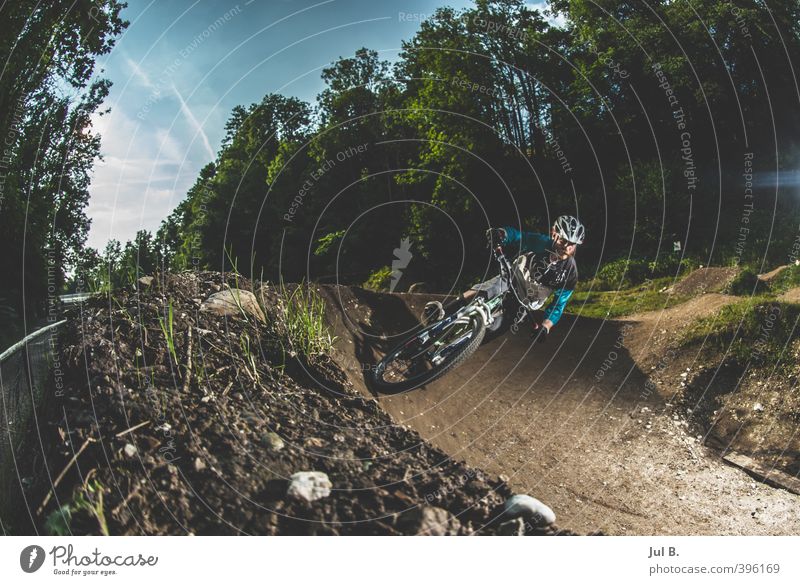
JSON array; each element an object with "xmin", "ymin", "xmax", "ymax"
[
  {"xmin": 363, "ymin": 266, "xmax": 392, "ymax": 291},
  {"xmin": 158, "ymin": 301, "xmax": 178, "ymax": 366},
  {"xmin": 239, "ymin": 331, "xmax": 260, "ymax": 383},
  {"xmin": 44, "ymin": 478, "xmax": 109, "ymax": 536},
  {"xmin": 224, "ymin": 246, "xmax": 250, "ymax": 322}
]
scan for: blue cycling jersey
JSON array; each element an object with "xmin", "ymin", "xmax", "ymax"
[{"xmin": 501, "ymin": 226, "xmax": 578, "ymax": 326}]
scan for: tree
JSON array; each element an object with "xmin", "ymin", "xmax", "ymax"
[{"xmin": 0, "ymin": 1, "xmax": 127, "ymax": 340}]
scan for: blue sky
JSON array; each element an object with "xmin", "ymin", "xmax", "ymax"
[{"xmin": 86, "ymin": 0, "xmax": 553, "ymax": 250}]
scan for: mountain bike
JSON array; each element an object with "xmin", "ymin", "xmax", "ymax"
[{"xmin": 371, "ymin": 244, "xmax": 547, "ymax": 393}]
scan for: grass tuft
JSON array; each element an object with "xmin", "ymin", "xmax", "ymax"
[{"xmin": 275, "ymin": 282, "xmax": 336, "ymax": 357}]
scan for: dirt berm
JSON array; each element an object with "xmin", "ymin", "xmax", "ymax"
[
  {"xmin": 321, "ymin": 285, "xmax": 800, "ymax": 535},
  {"xmin": 6, "ymin": 272, "xmax": 572, "ymax": 536}
]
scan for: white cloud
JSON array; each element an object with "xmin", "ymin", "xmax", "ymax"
[
  {"xmin": 170, "ymin": 83, "xmax": 216, "ymax": 161},
  {"xmin": 525, "ymin": 1, "xmax": 567, "ymax": 28},
  {"xmin": 86, "ymin": 108, "xmax": 199, "ymax": 250},
  {"xmin": 124, "ymin": 56, "xmax": 155, "ymax": 89}
]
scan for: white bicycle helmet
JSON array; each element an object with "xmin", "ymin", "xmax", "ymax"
[{"xmin": 553, "ymin": 215, "xmax": 585, "ymax": 245}]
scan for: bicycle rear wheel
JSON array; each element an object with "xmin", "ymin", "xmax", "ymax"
[{"xmin": 371, "ymin": 311, "xmax": 486, "ymax": 393}]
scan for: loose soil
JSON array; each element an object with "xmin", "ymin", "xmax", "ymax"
[{"xmin": 10, "ymin": 272, "xmax": 571, "ymax": 536}]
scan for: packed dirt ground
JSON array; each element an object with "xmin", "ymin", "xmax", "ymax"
[{"xmin": 322, "ymin": 270, "xmax": 800, "ymax": 535}]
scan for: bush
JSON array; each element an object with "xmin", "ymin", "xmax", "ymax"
[
  {"xmin": 594, "ymin": 258, "xmax": 649, "ymax": 290},
  {"xmin": 588, "ymin": 254, "xmax": 700, "ymax": 291},
  {"xmin": 725, "ymin": 268, "xmax": 768, "ymax": 296},
  {"xmin": 648, "ymin": 255, "xmax": 698, "ymax": 278}
]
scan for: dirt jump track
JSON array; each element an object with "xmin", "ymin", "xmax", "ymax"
[{"xmin": 320, "ymin": 285, "xmax": 800, "ymax": 535}]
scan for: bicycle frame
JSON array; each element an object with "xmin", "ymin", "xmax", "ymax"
[
  {"xmin": 374, "ymin": 245, "xmax": 538, "ymax": 389},
  {"xmin": 422, "ymin": 244, "xmax": 535, "ymax": 340}
]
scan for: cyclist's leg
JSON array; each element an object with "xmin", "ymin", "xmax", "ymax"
[{"xmin": 469, "ymin": 274, "xmax": 509, "ymax": 301}]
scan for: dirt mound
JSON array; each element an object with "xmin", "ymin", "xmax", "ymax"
[
  {"xmin": 671, "ymin": 267, "xmax": 739, "ymax": 296},
  {"xmin": 12, "ymin": 272, "xmax": 571, "ymax": 536}
]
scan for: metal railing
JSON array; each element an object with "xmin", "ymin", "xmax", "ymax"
[{"xmin": 0, "ymin": 319, "xmax": 66, "ymax": 532}]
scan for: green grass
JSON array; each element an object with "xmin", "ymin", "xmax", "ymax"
[
  {"xmin": 276, "ymin": 283, "xmax": 336, "ymax": 357},
  {"xmin": 239, "ymin": 331, "xmax": 260, "ymax": 383},
  {"xmin": 568, "ymin": 277, "xmax": 690, "ymax": 319},
  {"xmin": 680, "ymin": 296, "xmax": 800, "ymax": 368}
]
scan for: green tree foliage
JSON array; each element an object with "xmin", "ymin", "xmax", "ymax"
[
  {"xmin": 151, "ymin": 0, "xmax": 800, "ymax": 292},
  {"xmin": 0, "ymin": 1, "xmax": 127, "ymax": 343}
]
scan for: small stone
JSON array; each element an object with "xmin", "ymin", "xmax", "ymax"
[
  {"xmin": 265, "ymin": 432, "xmax": 285, "ymax": 452},
  {"xmin": 399, "ymin": 506, "xmax": 461, "ymax": 536},
  {"xmin": 496, "ymin": 517, "xmax": 526, "ymax": 536},
  {"xmin": 504, "ymin": 494, "xmax": 556, "ymax": 527},
  {"xmin": 194, "ymin": 457, "xmax": 206, "ymax": 472},
  {"xmin": 123, "ymin": 443, "xmax": 137, "ymax": 457},
  {"xmin": 138, "ymin": 276, "xmax": 154, "ymax": 287},
  {"xmin": 286, "ymin": 471, "xmax": 332, "ymax": 502},
  {"xmin": 304, "ymin": 437, "xmax": 324, "ymax": 448},
  {"xmin": 753, "ymin": 403, "xmax": 764, "ymax": 412}
]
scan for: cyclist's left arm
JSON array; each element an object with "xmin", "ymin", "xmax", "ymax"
[
  {"xmin": 501, "ymin": 226, "xmax": 550, "ymax": 254},
  {"xmin": 542, "ymin": 288, "xmax": 573, "ymax": 330}
]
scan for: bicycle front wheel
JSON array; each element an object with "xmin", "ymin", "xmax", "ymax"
[{"xmin": 371, "ymin": 311, "xmax": 486, "ymax": 393}]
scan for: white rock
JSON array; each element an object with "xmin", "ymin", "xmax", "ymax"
[
  {"xmin": 286, "ymin": 471, "xmax": 332, "ymax": 502},
  {"xmin": 123, "ymin": 443, "xmax": 137, "ymax": 457},
  {"xmin": 753, "ymin": 403, "xmax": 764, "ymax": 412},
  {"xmin": 200, "ymin": 289, "xmax": 266, "ymax": 323},
  {"xmin": 504, "ymin": 494, "xmax": 556, "ymax": 527}
]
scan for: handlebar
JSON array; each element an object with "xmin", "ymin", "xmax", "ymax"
[{"xmin": 492, "ymin": 245, "xmax": 533, "ymax": 310}]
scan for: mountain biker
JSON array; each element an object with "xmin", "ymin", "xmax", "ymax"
[{"xmin": 422, "ymin": 215, "xmax": 585, "ymax": 340}]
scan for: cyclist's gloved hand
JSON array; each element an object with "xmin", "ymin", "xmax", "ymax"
[
  {"xmin": 485, "ymin": 227, "xmax": 506, "ymax": 248},
  {"xmin": 529, "ymin": 312, "xmax": 548, "ymax": 343}
]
